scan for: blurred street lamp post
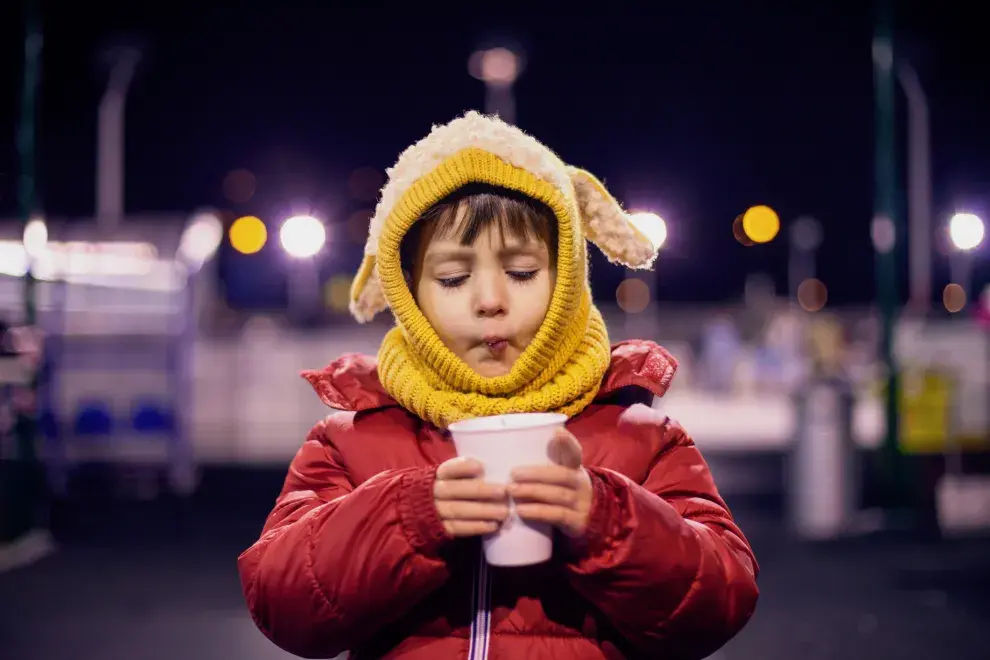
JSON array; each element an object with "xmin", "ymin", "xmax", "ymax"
[
  {"xmin": 945, "ymin": 212, "xmax": 985, "ymax": 488},
  {"xmin": 96, "ymin": 47, "xmax": 141, "ymax": 230},
  {"xmin": 2, "ymin": 0, "xmax": 44, "ymax": 548},
  {"xmin": 898, "ymin": 61, "xmax": 933, "ymax": 313},
  {"xmin": 624, "ymin": 212, "xmax": 667, "ymax": 329},
  {"xmin": 872, "ymin": 2, "xmax": 908, "ymax": 517},
  {"xmin": 280, "ymin": 215, "xmax": 328, "ymax": 324},
  {"xmin": 947, "ymin": 212, "xmax": 985, "ymax": 298},
  {"xmin": 788, "ymin": 216, "xmax": 822, "ymax": 304},
  {"xmin": 469, "ymin": 47, "xmax": 521, "ymax": 124}
]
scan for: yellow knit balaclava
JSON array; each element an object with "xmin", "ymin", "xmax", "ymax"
[{"xmin": 350, "ymin": 111, "xmax": 659, "ymax": 428}]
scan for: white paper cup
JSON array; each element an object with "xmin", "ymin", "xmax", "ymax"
[{"xmin": 448, "ymin": 412, "xmax": 566, "ymax": 567}]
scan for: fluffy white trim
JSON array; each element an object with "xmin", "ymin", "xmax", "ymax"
[{"xmin": 363, "ymin": 111, "xmax": 572, "ymax": 257}]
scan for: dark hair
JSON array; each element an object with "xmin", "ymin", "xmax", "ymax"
[{"xmin": 400, "ymin": 184, "xmax": 558, "ymax": 275}]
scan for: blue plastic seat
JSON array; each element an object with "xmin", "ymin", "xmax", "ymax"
[
  {"xmin": 131, "ymin": 400, "xmax": 176, "ymax": 435},
  {"xmin": 73, "ymin": 401, "xmax": 114, "ymax": 437}
]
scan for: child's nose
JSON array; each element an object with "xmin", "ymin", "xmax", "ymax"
[{"xmin": 473, "ymin": 275, "xmax": 508, "ymax": 318}]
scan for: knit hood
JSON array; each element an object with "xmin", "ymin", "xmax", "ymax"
[{"xmin": 348, "ymin": 112, "xmax": 660, "ymax": 427}]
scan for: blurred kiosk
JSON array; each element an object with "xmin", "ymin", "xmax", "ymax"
[
  {"xmin": 0, "ymin": 212, "xmax": 222, "ymax": 502},
  {"xmin": 788, "ymin": 378, "xmax": 858, "ymax": 540}
]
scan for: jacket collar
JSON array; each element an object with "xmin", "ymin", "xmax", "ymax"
[{"xmin": 303, "ymin": 339, "xmax": 678, "ymax": 414}]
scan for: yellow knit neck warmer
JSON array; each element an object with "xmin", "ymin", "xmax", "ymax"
[
  {"xmin": 349, "ymin": 113, "xmax": 661, "ymax": 428},
  {"xmin": 377, "ymin": 289, "xmax": 612, "ymax": 429}
]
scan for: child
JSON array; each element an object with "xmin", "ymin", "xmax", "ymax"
[{"xmin": 238, "ymin": 112, "xmax": 759, "ymax": 659}]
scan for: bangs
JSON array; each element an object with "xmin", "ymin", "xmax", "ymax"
[{"xmin": 401, "ymin": 184, "xmax": 559, "ymax": 272}]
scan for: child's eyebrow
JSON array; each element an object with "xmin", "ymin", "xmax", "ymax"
[
  {"xmin": 424, "ymin": 248, "xmax": 475, "ymax": 266},
  {"xmin": 498, "ymin": 244, "xmax": 546, "ymax": 259},
  {"xmin": 425, "ymin": 243, "xmax": 545, "ymax": 266}
]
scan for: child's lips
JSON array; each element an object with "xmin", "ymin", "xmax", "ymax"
[{"xmin": 483, "ymin": 337, "xmax": 509, "ymax": 356}]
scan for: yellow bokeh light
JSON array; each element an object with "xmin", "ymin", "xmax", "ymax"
[
  {"xmin": 229, "ymin": 216, "xmax": 267, "ymax": 255},
  {"xmin": 742, "ymin": 205, "xmax": 780, "ymax": 244},
  {"xmin": 943, "ymin": 283, "xmax": 966, "ymax": 313}
]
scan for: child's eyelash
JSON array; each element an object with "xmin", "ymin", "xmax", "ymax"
[
  {"xmin": 508, "ymin": 270, "xmax": 539, "ymax": 282},
  {"xmin": 436, "ymin": 270, "xmax": 540, "ymax": 289},
  {"xmin": 437, "ymin": 275, "xmax": 468, "ymax": 289}
]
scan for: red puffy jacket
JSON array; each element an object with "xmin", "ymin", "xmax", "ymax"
[{"xmin": 238, "ymin": 340, "xmax": 758, "ymax": 659}]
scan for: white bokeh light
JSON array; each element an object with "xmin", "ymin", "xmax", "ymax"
[
  {"xmin": 178, "ymin": 211, "xmax": 224, "ymax": 267},
  {"xmin": 948, "ymin": 212, "xmax": 985, "ymax": 252},
  {"xmin": 22, "ymin": 216, "xmax": 48, "ymax": 260},
  {"xmin": 629, "ymin": 211, "xmax": 667, "ymax": 251},
  {"xmin": 280, "ymin": 215, "xmax": 327, "ymax": 259}
]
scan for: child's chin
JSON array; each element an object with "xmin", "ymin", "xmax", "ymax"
[{"xmin": 470, "ymin": 359, "xmax": 514, "ymax": 378}]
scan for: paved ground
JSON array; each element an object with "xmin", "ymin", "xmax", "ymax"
[{"xmin": 1, "ymin": 467, "xmax": 988, "ymax": 660}]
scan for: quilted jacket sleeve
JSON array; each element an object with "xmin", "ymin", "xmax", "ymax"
[
  {"xmin": 237, "ymin": 419, "xmax": 451, "ymax": 658},
  {"xmin": 565, "ymin": 405, "xmax": 759, "ymax": 659}
]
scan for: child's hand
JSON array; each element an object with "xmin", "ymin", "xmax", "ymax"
[
  {"xmin": 509, "ymin": 428, "xmax": 593, "ymax": 538},
  {"xmin": 433, "ymin": 457, "xmax": 510, "ymax": 538}
]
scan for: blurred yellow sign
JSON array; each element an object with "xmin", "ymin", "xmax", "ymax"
[{"xmin": 898, "ymin": 370, "xmax": 952, "ymax": 454}]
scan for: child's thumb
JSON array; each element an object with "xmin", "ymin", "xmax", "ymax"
[{"xmin": 548, "ymin": 429, "xmax": 582, "ymax": 469}]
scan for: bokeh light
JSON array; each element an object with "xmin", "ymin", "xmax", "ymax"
[
  {"xmin": 22, "ymin": 216, "xmax": 48, "ymax": 259},
  {"xmin": 943, "ymin": 283, "xmax": 967, "ymax": 313},
  {"xmin": 179, "ymin": 211, "xmax": 224, "ymax": 267},
  {"xmin": 616, "ymin": 277, "xmax": 651, "ymax": 313},
  {"xmin": 948, "ymin": 212, "xmax": 985, "ymax": 251},
  {"xmin": 229, "ymin": 216, "xmax": 267, "ymax": 255},
  {"xmin": 280, "ymin": 215, "xmax": 327, "ymax": 259},
  {"xmin": 469, "ymin": 47, "xmax": 521, "ymax": 85},
  {"xmin": 628, "ymin": 211, "xmax": 667, "ymax": 250},
  {"xmin": 797, "ymin": 278, "xmax": 827, "ymax": 312},
  {"xmin": 742, "ymin": 205, "xmax": 780, "ymax": 244},
  {"xmin": 732, "ymin": 214, "xmax": 754, "ymax": 246},
  {"xmin": 223, "ymin": 169, "xmax": 256, "ymax": 205}
]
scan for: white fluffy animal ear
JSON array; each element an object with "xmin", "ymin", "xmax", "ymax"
[
  {"xmin": 568, "ymin": 167, "xmax": 659, "ymax": 270},
  {"xmin": 349, "ymin": 256, "xmax": 387, "ymax": 324}
]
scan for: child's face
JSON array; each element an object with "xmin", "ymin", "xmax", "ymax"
[{"xmin": 410, "ymin": 206, "xmax": 556, "ymax": 378}]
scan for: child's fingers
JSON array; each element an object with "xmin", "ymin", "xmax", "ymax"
[
  {"xmin": 507, "ymin": 482, "xmax": 577, "ymax": 507},
  {"xmin": 435, "ymin": 500, "xmax": 509, "ymax": 522},
  {"xmin": 510, "ymin": 464, "xmax": 581, "ymax": 487},
  {"xmin": 444, "ymin": 520, "xmax": 500, "ymax": 537},
  {"xmin": 436, "ymin": 457, "xmax": 484, "ymax": 481},
  {"xmin": 434, "ymin": 478, "xmax": 507, "ymax": 502},
  {"xmin": 515, "ymin": 503, "xmax": 582, "ymax": 536}
]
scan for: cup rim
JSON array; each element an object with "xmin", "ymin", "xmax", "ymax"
[{"xmin": 448, "ymin": 412, "xmax": 568, "ymax": 434}]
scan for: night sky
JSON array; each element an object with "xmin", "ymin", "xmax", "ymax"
[{"xmin": 1, "ymin": 1, "xmax": 988, "ymax": 308}]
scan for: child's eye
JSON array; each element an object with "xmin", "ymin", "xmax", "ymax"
[
  {"xmin": 508, "ymin": 270, "xmax": 539, "ymax": 282},
  {"xmin": 437, "ymin": 275, "xmax": 469, "ymax": 289}
]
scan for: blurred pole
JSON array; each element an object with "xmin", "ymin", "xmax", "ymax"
[
  {"xmin": 898, "ymin": 62, "xmax": 933, "ymax": 313},
  {"xmin": 96, "ymin": 48, "xmax": 141, "ymax": 229},
  {"xmin": 4, "ymin": 0, "xmax": 43, "ymax": 544},
  {"xmin": 872, "ymin": 0, "xmax": 908, "ymax": 515},
  {"xmin": 485, "ymin": 83, "xmax": 516, "ymax": 125},
  {"xmin": 947, "ymin": 251, "xmax": 972, "ymax": 480},
  {"xmin": 788, "ymin": 216, "xmax": 822, "ymax": 301},
  {"xmin": 948, "ymin": 253, "xmax": 973, "ymax": 313},
  {"xmin": 287, "ymin": 261, "xmax": 321, "ymax": 325}
]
